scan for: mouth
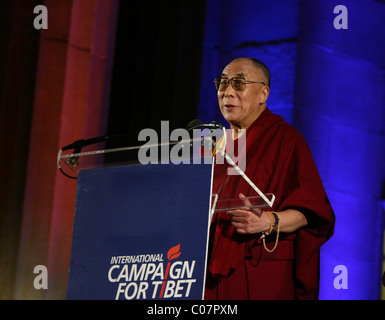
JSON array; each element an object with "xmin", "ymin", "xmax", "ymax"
[{"xmin": 224, "ymin": 104, "xmax": 238, "ymax": 110}]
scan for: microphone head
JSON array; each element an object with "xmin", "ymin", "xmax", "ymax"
[
  {"xmin": 186, "ymin": 119, "xmax": 203, "ymax": 130},
  {"xmin": 210, "ymin": 121, "xmax": 225, "ymax": 129}
]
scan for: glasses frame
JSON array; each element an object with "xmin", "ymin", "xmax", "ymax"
[{"xmin": 214, "ymin": 76, "xmax": 267, "ymax": 91}]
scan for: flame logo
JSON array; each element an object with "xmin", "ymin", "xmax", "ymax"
[
  {"xmin": 160, "ymin": 244, "xmax": 183, "ymax": 298},
  {"xmin": 167, "ymin": 244, "xmax": 181, "ymax": 261}
]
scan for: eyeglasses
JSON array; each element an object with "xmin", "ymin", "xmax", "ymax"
[{"xmin": 214, "ymin": 77, "xmax": 266, "ymax": 91}]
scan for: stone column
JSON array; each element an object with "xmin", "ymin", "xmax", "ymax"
[{"xmin": 294, "ymin": 0, "xmax": 385, "ymax": 299}]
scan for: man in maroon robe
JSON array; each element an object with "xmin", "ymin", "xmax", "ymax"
[{"xmin": 204, "ymin": 58, "xmax": 335, "ymax": 300}]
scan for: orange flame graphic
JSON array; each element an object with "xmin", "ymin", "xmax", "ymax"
[{"xmin": 167, "ymin": 244, "xmax": 181, "ymax": 261}]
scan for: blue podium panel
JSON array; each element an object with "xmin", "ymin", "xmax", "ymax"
[{"xmin": 67, "ymin": 163, "xmax": 213, "ymax": 300}]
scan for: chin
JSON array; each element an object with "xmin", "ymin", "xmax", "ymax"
[
  {"xmin": 227, "ymin": 120, "xmax": 242, "ymax": 129},
  {"xmin": 222, "ymin": 112, "xmax": 237, "ymax": 122},
  {"xmin": 223, "ymin": 116, "xmax": 237, "ymax": 124}
]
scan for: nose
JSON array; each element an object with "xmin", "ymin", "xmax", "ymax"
[{"xmin": 222, "ymin": 82, "xmax": 236, "ymax": 98}]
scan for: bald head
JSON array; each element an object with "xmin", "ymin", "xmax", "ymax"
[
  {"xmin": 230, "ymin": 58, "xmax": 270, "ymax": 88},
  {"xmin": 247, "ymin": 58, "xmax": 271, "ymax": 87}
]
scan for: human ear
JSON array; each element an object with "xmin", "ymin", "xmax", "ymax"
[{"xmin": 259, "ymin": 85, "xmax": 270, "ymax": 104}]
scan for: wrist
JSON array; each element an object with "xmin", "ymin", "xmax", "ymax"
[
  {"xmin": 259, "ymin": 211, "xmax": 281, "ymax": 253},
  {"xmin": 263, "ymin": 211, "xmax": 279, "ymax": 235}
]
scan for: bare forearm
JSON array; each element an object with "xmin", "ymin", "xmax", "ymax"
[
  {"xmin": 275, "ymin": 209, "xmax": 308, "ymax": 233},
  {"xmin": 228, "ymin": 207, "xmax": 308, "ymax": 235}
]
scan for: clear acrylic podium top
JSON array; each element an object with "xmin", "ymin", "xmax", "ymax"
[
  {"xmin": 57, "ymin": 137, "xmax": 216, "ymax": 179},
  {"xmin": 58, "ymin": 136, "xmax": 275, "ymax": 210}
]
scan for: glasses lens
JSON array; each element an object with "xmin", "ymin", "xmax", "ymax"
[
  {"xmin": 215, "ymin": 77, "xmax": 229, "ymax": 91},
  {"xmin": 215, "ymin": 77, "xmax": 248, "ymax": 91},
  {"xmin": 232, "ymin": 78, "xmax": 246, "ymax": 91}
]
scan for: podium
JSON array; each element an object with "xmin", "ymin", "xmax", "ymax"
[{"xmin": 60, "ymin": 133, "xmax": 274, "ymax": 300}]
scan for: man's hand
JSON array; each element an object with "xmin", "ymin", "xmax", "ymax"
[
  {"xmin": 226, "ymin": 193, "xmax": 271, "ymax": 234},
  {"xmin": 227, "ymin": 193, "xmax": 308, "ymax": 234}
]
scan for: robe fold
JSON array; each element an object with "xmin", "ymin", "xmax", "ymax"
[{"xmin": 205, "ymin": 108, "xmax": 335, "ymax": 300}]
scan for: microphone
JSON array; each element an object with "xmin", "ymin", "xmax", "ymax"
[
  {"xmin": 60, "ymin": 121, "xmax": 225, "ymax": 168},
  {"xmin": 185, "ymin": 119, "xmax": 225, "ymax": 152},
  {"xmin": 186, "ymin": 119, "xmax": 203, "ymax": 130},
  {"xmin": 208, "ymin": 121, "xmax": 225, "ymax": 129},
  {"xmin": 186, "ymin": 119, "xmax": 224, "ymax": 131},
  {"xmin": 61, "ymin": 135, "xmax": 109, "ymax": 152},
  {"xmin": 61, "ymin": 135, "xmax": 110, "ymax": 166},
  {"xmin": 61, "ymin": 121, "xmax": 224, "ymax": 153}
]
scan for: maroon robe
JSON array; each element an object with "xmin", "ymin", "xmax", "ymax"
[{"xmin": 204, "ymin": 108, "xmax": 335, "ymax": 300}]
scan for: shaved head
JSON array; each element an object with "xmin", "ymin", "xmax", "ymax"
[
  {"xmin": 247, "ymin": 58, "xmax": 271, "ymax": 87},
  {"xmin": 231, "ymin": 58, "xmax": 270, "ymax": 88}
]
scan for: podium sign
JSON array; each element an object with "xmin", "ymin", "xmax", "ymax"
[{"xmin": 67, "ymin": 163, "xmax": 213, "ymax": 300}]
